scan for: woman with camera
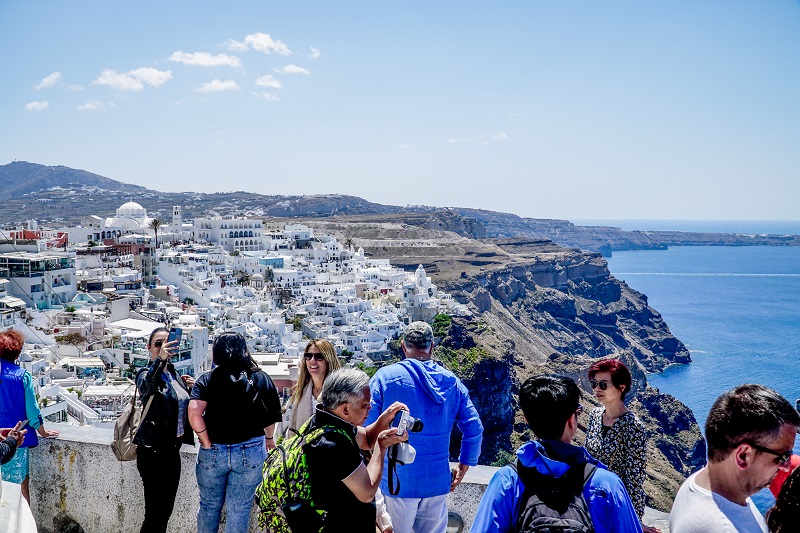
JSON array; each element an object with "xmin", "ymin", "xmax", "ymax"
[
  {"xmin": 135, "ymin": 326, "xmax": 195, "ymax": 533},
  {"xmin": 188, "ymin": 332, "xmax": 282, "ymax": 533}
]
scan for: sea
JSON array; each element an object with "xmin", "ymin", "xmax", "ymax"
[{"xmin": 593, "ymin": 220, "xmax": 800, "ymax": 512}]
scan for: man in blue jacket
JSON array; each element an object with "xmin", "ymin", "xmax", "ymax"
[
  {"xmin": 471, "ymin": 374, "xmax": 643, "ymax": 533},
  {"xmin": 366, "ymin": 321, "xmax": 483, "ymax": 533}
]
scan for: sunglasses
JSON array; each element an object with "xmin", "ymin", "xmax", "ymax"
[
  {"xmin": 589, "ymin": 379, "xmax": 610, "ymax": 391},
  {"xmin": 745, "ymin": 441, "xmax": 793, "ymax": 465},
  {"xmin": 575, "ymin": 404, "xmax": 583, "ymax": 415},
  {"xmin": 304, "ymin": 353, "xmax": 325, "ymax": 362}
]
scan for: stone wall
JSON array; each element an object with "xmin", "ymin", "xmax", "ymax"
[{"xmin": 29, "ymin": 423, "xmax": 489, "ymax": 533}]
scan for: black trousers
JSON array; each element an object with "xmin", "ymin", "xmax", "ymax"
[{"xmin": 136, "ymin": 443, "xmax": 182, "ymax": 533}]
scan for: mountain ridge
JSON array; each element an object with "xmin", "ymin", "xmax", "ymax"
[{"xmin": 2, "ymin": 161, "xmax": 797, "ymax": 253}]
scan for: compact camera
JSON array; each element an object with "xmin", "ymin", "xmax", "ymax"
[{"xmin": 392, "ymin": 410, "xmax": 424, "ymax": 436}]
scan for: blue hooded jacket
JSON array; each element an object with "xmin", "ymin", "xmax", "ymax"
[
  {"xmin": 366, "ymin": 358, "xmax": 483, "ymax": 498},
  {"xmin": 471, "ymin": 440, "xmax": 643, "ymax": 533}
]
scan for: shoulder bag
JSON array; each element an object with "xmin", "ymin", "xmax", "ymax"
[{"xmin": 111, "ymin": 384, "xmax": 155, "ymax": 461}]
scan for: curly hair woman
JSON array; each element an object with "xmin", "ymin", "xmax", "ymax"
[{"xmin": 0, "ymin": 329, "xmax": 59, "ymax": 502}]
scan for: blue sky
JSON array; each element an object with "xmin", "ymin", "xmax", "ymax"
[{"xmin": 2, "ymin": 1, "xmax": 799, "ymax": 221}]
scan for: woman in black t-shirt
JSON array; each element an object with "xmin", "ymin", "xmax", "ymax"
[{"xmin": 188, "ymin": 332, "xmax": 281, "ymax": 533}]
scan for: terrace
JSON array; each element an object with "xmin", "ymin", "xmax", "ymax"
[{"xmin": 17, "ymin": 424, "xmax": 670, "ymax": 533}]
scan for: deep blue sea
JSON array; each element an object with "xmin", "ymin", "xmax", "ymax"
[{"xmin": 603, "ymin": 233, "xmax": 800, "ymax": 511}]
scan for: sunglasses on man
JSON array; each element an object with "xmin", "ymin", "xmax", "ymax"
[{"xmin": 744, "ymin": 441, "xmax": 793, "ymax": 465}]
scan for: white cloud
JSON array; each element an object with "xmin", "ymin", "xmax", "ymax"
[
  {"xmin": 309, "ymin": 47, "xmax": 320, "ymax": 59},
  {"xmin": 169, "ymin": 51, "xmax": 241, "ymax": 67},
  {"xmin": 196, "ymin": 79, "xmax": 240, "ymax": 93},
  {"xmin": 255, "ymin": 75, "xmax": 282, "ymax": 89},
  {"xmin": 227, "ymin": 33, "xmax": 291, "ymax": 55},
  {"xmin": 274, "ymin": 64, "xmax": 310, "ymax": 75},
  {"xmin": 493, "ymin": 132, "xmax": 509, "ymax": 141},
  {"xmin": 245, "ymin": 33, "xmax": 291, "ymax": 55},
  {"xmin": 399, "ymin": 144, "xmax": 412, "ymax": 150},
  {"xmin": 92, "ymin": 67, "xmax": 172, "ymax": 91},
  {"xmin": 448, "ymin": 138, "xmax": 462, "ymax": 145},
  {"xmin": 128, "ymin": 67, "xmax": 172, "ymax": 87},
  {"xmin": 25, "ymin": 101, "xmax": 49, "ymax": 111},
  {"xmin": 34, "ymin": 72, "xmax": 62, "ymax": 90},
  {"xmin": 225, "ymin": 39, "xmax": 249, "ymax": 51},
  {"xmin": 507, "ymin": 112, "xmax": 522, "ymax": 118},
  {"xmin": 251, "ymin": 91, "xmax": 280, "ymax": 101},
  {"xmin": 77, "ymin": 101, "xmax": 115, "ymax": 111},
  {"xmin": 67, "ymin": 84, "xmax": 85, "ymax": 92}
]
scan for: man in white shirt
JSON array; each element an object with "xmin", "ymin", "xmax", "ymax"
[{"xmin": 671, "ymin": 384, "xmax": 800, "ymax": 533}]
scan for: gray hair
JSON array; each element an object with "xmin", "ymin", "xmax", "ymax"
[{"xmin": 321, "ymin": 368, "xmax": 370, "ymax": 410}]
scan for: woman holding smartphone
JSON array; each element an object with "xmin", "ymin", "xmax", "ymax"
[
  {"xmin": 135, "ymin": 326, "xmax": 195, "ymax": 533},
  {"xmin": 189, "ymin": 332, "xmax": 282, "ymax": 533},
  {"xmin": 0, "ymin": 329, "xmax": 59, "ymax": 503}
]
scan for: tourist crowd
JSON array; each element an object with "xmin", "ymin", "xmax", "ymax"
[{"xmin": 1, "ymin": 321, "xmax": 798, "ymax": 533}]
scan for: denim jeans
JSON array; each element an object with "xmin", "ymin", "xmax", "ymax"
[{"xmin": 196, "ymin": 435, "xmax": 266, "ymax": 533}]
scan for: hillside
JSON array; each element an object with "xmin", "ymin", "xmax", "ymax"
[
  {"xmin": 1, "ymin": 161, "xmax": 797, "ymax": 254},
  {"xmin": 291, "ymin": 217, "xmax": 705, "ymax": 511}
]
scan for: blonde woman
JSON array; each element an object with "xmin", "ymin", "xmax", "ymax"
[{"xmin": 286, "ymin": 339, "xmax": 341, "ymax": 434}]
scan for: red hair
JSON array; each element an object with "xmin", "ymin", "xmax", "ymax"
[
  {"xmin": 0, "ymin": 329, "xmax": 25, "ymax": 362},
  {"xmin": 588, "ymin": 358, "xmax": 632, "ymax": 399}
]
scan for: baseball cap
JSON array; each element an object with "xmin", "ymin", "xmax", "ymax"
[{"xmin": 404, "ymin": 321, "xmax": 433, "ymax": 347}]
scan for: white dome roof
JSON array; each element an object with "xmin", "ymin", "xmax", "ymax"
[{"xmin": 118, "ymin": 201, "xmax": 144, "ymax": 212}]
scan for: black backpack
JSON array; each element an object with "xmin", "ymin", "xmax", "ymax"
[{"xmin": 511, "ymin": 460, "xmax": 597, "ymax": 533}]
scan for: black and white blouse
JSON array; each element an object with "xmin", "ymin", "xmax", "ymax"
[{"xmin": 584, "ymin": 406, "xmax": 648, "ymax": 518}]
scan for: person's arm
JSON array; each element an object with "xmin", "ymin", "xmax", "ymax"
[
  {"xmin": 138, "ymin": 357, "xmax": 168, "ymax": 396},
  {"xmin": 374, "ymin": 488, "xmax": 393, "ymax": 533},
  {"xmin": 264, "ymin": 423, "xmax": 276, "ymax": 451},
  {"xmin": 23, "ymin": 373, "xmax": 58, "ymax": 437},
  {"xmin": 454, "ymin": 381, "xmax": 483, "ymax": 474},
  {"xmin": 587, "ymin": 470, "xmax": 644, "ymax": 533},
  {"xmin": 470, "ymin": 467, "xmax": 519, "ymax": 533},
  {"xmin": 189, "ymin": 399, "xmax": 211, "ymax": 448},
  {"xmin": 343, "ymin": 428, "xmax": 407, "ymax": 503}
]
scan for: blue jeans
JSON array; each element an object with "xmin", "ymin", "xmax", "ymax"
[{"xmin": 196, "ymin": 435, "xmax": 266, "ymax": 533}]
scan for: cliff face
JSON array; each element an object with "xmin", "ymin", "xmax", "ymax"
[
  {"xmin": 439, "ymin": 251, "xmax": 691, "ymax": 372},
  {"xmin": 435, "ymin": 253, "xmax": 703, "ymax": 511}
]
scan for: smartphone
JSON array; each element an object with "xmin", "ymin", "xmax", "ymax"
[
  {"xmin": 18, "ymin": 419, "xmax": 29, "ymax": 429},
  {"xmin": 167, "ymin": 327, "xmax": 182, "ymax": 345}
]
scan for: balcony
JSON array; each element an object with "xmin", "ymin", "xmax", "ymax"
[
  {"xmin": 26, "ymin": 424, "xmax": 671, "ymax": 532},
  {"xmin": 27, "ymin": 423, "xmax": 489, "ymax": 532}
]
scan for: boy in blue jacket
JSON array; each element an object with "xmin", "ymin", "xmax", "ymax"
[{"xmin": 471, "ymin": 375, "xmax": 643, "ymax": 533}]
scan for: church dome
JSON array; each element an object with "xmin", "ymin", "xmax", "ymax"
[{"xmin": 116, "ymin": 201, "xmax": 146, "ymax": 217}]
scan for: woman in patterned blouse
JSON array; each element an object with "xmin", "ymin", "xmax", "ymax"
[{"xmin": 585, "ymin": 359, "xmax": 661, "ymax": 533}]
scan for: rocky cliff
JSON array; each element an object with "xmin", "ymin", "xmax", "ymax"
[{"xmin": 402, "ymin": 242, "xmax": 707, "ymax": 512}]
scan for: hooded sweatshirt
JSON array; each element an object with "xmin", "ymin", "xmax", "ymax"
[
  {"xmin": 366, "ymin": 358, "xmax": 483, "ymax": 498},
  {"xmin": 470, "ymin": 439, "xmax": 644, "ymax": 533}
]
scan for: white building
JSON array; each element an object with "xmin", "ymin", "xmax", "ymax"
[
  {"xmin": 192, "ymin": 218, "xmax": 265, "ymax": 253},
  {"xmin": 0, "ymin": 252, "xmax": 77, "ymax": 309}
]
